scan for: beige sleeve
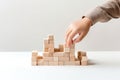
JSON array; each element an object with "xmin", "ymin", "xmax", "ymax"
[{"xmin": 84, "ymin": 0, "xmax": 120, "ymax": 25}]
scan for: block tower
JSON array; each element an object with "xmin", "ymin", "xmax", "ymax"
[{"xmin": 31, "ymin": 35, "xmax": 88, "ymax": 66}]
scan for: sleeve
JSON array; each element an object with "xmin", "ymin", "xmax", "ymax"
[{"xmin": 83, "ymin": 0, "xmax": 120, "ymax": 25}]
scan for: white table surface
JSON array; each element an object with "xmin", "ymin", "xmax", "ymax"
[{"xmin": 0, "ymin": 52, "xmax": 120, "ymax": 80}]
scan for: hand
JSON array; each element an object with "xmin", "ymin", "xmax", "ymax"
[{"xmin": 65, "ymin": 17, "xmax": 92, "ymax": 47}]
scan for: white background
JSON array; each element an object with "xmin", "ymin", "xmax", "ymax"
[{"xmin": 0, "ymin": 0, "xmax": 120, "ymax": 51}]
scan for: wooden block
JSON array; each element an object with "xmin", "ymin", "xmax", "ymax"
[
  {"xmin": 38, "ymin": 59, "xmax": 49, "ymax": 66},
  {"xmin": 53, "ymin": 57, "xmax": 58, "ymax": 61},
  {"xmin": 59, "ymin": 44, "xmax": 64, "ymax": 52},
  {"xmin": 53, "ymin": 52, "xmax": 64, "ymax": 57},
  {"xmin": 32, "ymin": 50, "xmax": 38, "ymax": 56},
  {"xmin": 44, "ymin": 39, "xmax": 48, "ymax": 44},
  {"xmin": 43, "ymin": 57, "xmax": 53, "ymax": 61},
  {"xmin": 48, "ymin": 35, "xmax": 54, "ymax": 40},
  {"xmin": 49, "ymin": 44, "xmax": 54, "ymax": 48},
  {"xmin": 81, "ymin": 56, "xmax": 88, "ymax": 66},
  {"xmin": 44, "ymin": 39, "xmax": 49, "ymax": 48},
  {"xmin": 54, "ymin": 48, "xmax": 60, "ymax": 52},
  {"xmin": 44, "ymin": 48, "xmax": 48, "ymax": 52},
  {"xmin": 63, "ymin": 52, "xmax": 70, "ymax": 57},
  {"xmin": 58, "ymin": 61, "xmax": 64, "ymax": 65},
  {"xmin": 70, "ymin": 52, "xmax": 74, "ymax": 56},
  {"xmin": 31, "ymin": 56, "xmax": 37, "ymax": 66},
  {"xmin": 43, "ymin": 52, "xmax": 53, "ymax": 57},
  {"xmin": 81, "ymin": 51, "xmax": 87, "ymax": 56},
  {"xmin": 49, "ymin": 61, "xmax": 58, "ymax": 65},
  {"xmin": 59, "ymin": 56, "xmax": 69, "ymax": 61},
  {"xmin": 37, "ymin": 56, "xmax": 43, "ymax": 59},
  {"xmin": 77, "ymin": 51, "xmax": 82, "ymax": 56},
  {"xmin": 78, "ymin": 56, "xmax": 82, "ymax": 61},
  {"xmin": 64, "ymin": 61, "xmax": 75, "ymax": 65},
  {"xmin": 32, "ymin": 57, "xmax": 37, "ymax": 62},
  {"xmin": 43, "ymin": 61, "xmax": 49, "ymax": 65},
  {"xmin": 32, "ymin": 61, "xmax": 37, "ymax": 66},
  {"xmin": 75, "ymin": 58, "xmax": 79, "ymax": 61},
  {"xmin": 31, "ymin": 50, "xmax": 38, "ymax": 66},
  {"xmin": 81, "ymin": 56, "xmax": 87, "ymax": 61},
  {"xmin": 43, "ymin": 52, "xmax": 49, "ymax": 57},
  {"xmin": 49, "ymin": 40, "xmax": 54, "ymax": 44},
  {"xmin": 32, "ymin": 57, "xmax": 37, "ymax": 66},
  {"xmin": 70, "ymin": 56, "xmax": 75, "ymax": 61},
  {"xmin": 48, "ymin": 48, "xmax": 54, "ymax": 53},
  {"xmin": 81, "ymin": 61, "xmax": 87, "ymax": 66},
  {"xmin": 77, "ymin": 51, "xmax": 82, "ymax": 60},
  {"xmin": 38, "ymin": 59, "xmax": 44, "ymax": 65},
  {"xmin": 75, "ymin": 61, "xmax": 80, "ymax": 65}
]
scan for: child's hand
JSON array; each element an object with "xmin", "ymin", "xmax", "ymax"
[{"xmin": 65, "ymin": 17, "xmax": 92, "ymax": 47}]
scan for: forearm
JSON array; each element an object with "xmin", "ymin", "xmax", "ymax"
[{"xmin": 84, "ymin": 0, "xmax": 120, "ymax": 25}]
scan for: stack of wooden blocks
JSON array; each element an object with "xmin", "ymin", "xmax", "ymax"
[{"xmin": 31, "ymin": 35, "xmax": 88, "ymax": 66}]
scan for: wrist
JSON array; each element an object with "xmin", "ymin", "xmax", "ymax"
[{"xmin": 82, "ymin": 17, "xmax": 92, "ymax": 27}]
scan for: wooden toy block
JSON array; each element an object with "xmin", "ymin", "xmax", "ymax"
[
  {"xmin": 77, "ymin": 51, "xmax": 81, "ymax": 56},
  {"xmin": 53, "ymin": 52, "xmax": 64, "ymax": 57},
  {"xmin": 48, "ymin": 35, "xmax": 54, "ymax": 40},
  {"xmin": 43, "ymin": 52, "xmax": 49, "ymax": 57},
  {"xmin": 77, "ymin": 51, "xmax": 82, "ymax": 61},
  {"xmin": 38, "ymin": 59, "xmax": 44, "ymax": 65},
  {"xmin": 49, "ymin": 40, "xmax": 54, "ymax": 44},
  {"xmin": 53, "ymin": 57, "xmax": 58, "ymax": 61},
  {"xmin": 44, "ymin": 39, "xmax": 49, "ymax": 47},
  {"xmin": 77, "ymin": 56, "xmax": 82, "ymax": 61},
  {"xmin": 38, "ymin": 59, "xmax": 49, "ymax": 65},
  {"xmin": 49, "ymin": 44, "xmax": 54, "ymax": 49},
  {"xmin": 81, "ymin": 61, "xmax": 87, "ymax": 66},
  {"xmin": 44, "ymin": 39, "xmax": 48, "ymax": 44},
  {"xmin": 44, "ymin": 48, "xmax": 48, "ymax": 52},
  {"xmin": 37, "ymin": 56, "xmax": 43, "ymax": 59},
  {"xmin": 58, "ymin": 61, "xmax": 64, "ymax": 65},
  {"xmin": 70, "ymin": 52, "xmax": 74, "ymax": 56},
  {"xmin": 43, "ymin": 52, "xmax": 53, "ymax": 57},
  {"xmin": 75, "ymin": 61, "xmax": 80, "ymax": 65},
  {"xmin": 32, "ymin": 56, "xmax": 37, "ymax": 62},
  {"xmin": 59, "ymin": 56, "xmax": 69, "ymax": 61},
  {"xmin": 81, "ymin": 56, "xmax": 88, "ymax": 66},
  {"xmin": 31, "ymin": 50, "xmax": 38, "ymax": 66},
  {"xmin": 75, "ymin": 57, "xmax": 79, "ymax": 61},
  {"xmin": 32, "ymin": 50, "xmax": 38, "ymax": 56},
  {"xmin": 54, "ymin": 48, "xmax": 60, "ymax": 52},
  {"xmin": 64, "ymin": 61, "xmax": 76, "ymax": 65},
  {"xmin": 48, "ymin": 48, "xmax": 54, "ymax": 53},
  {"xmin": 59, "ymin": 44, "xmax": 64, "ymax": 52},
  {"xmin": 81, "ymin": 51, "xmax": 86, "ymax": 56},
  {"xmin": 43, "ymin": 57, "xmax": 53, "ymax": 61},
  {"xmin": 32, "ymin": 62, "xmax": 37, "ymax": 66},
  {"xmin": 32, "ymin": 58, "xmax": 37, "ymax": 62},
  {"xmin": 70, "ymin": 56, "xmax": 75, "ymax": 61},
  {"xmin": 43, "ymin": 61, "xmax": 49, "ymax": 65},
  {"xmin": 63, "ymin": 52, "xmax": 70, "ymax": 57},
  {"xmin": 81, "ymin": 56, "xmax": 87, "ymax": 61},
  {"xmin": 49, "ymin": 61, "xmax": 58, "ymax": 65}
]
